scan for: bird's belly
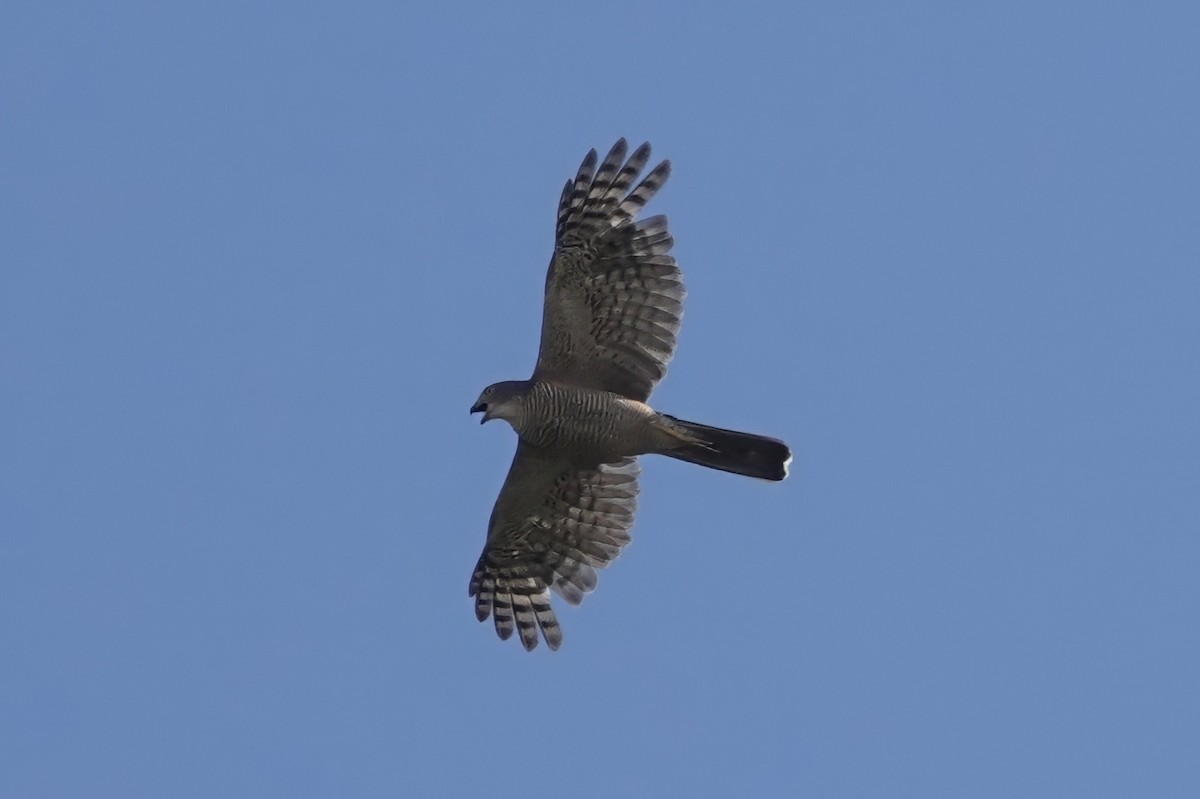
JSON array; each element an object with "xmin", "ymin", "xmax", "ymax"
[{"xmin": 518, "ymin": 386, "xmax": 654, "ymax": 459}]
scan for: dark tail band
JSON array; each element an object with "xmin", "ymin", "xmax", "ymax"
[{"xmin": 661, "ymin": 415, "xmax": 791, "ymax": 481}]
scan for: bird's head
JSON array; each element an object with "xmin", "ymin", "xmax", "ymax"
[{"xmin": 470, "ymin": 381, "xmax": 528, "ymax": 426}]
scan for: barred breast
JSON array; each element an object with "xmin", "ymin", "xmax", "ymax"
[{"xmin": 516, "ymin": 381, "xmax": 657, "ymax": 460}]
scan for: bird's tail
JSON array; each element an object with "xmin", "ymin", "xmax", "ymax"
[{"xmin": 659, "ymin": 415, "xmax": 791, "ymax": 481}]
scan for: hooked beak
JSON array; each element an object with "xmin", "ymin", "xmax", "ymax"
[{"xmin": 470, "ymin": 402, "xmax": 489, "ymax": 424}]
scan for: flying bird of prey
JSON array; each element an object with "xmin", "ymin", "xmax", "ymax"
[{"xmin": 469, "ymin": 139, "xmax": 791, "ymax": 650}]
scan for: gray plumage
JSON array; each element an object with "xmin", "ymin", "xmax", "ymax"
[{"xmin": 470, "ymin": 140, "xmax": 791, "ymax": 651}]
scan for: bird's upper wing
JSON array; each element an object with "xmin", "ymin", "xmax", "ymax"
[
  {"xmin": 468, "ymin": 442, "xmax": 640, "ymax": 651},
  {"xmin": 532, "ymin": 140, "xmax": 685, "ymax": 402}
]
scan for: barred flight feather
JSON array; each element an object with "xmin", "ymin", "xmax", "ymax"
[
  {"xmin": 469, "ymin": 455, "xmax": 639, "ymax": 650},
  {"xmin": 536, "ymin": 140, "xmax": 684, "ymax": 401}
]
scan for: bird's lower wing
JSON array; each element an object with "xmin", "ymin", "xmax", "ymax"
[{"xmin": 469, "ymin": 443, "xmax": 640, "ymax": 651}]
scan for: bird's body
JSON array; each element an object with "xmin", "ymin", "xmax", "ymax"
[
  {"xmin": 487, "ymin": 380, "xmax": 670, "ymax": 460},
  {"xmin": 469, "ymin": 140, "xmax": 792, "ymax": 651}
]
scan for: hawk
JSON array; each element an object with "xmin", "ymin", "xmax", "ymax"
[{"xmin": 469, "ymin": 140, "xmax": 791, "ymax": 650}]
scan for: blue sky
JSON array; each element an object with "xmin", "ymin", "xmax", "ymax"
[{"xmin": 3, "ymin": 2, "xmax": 1198, "ymax": 796}]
